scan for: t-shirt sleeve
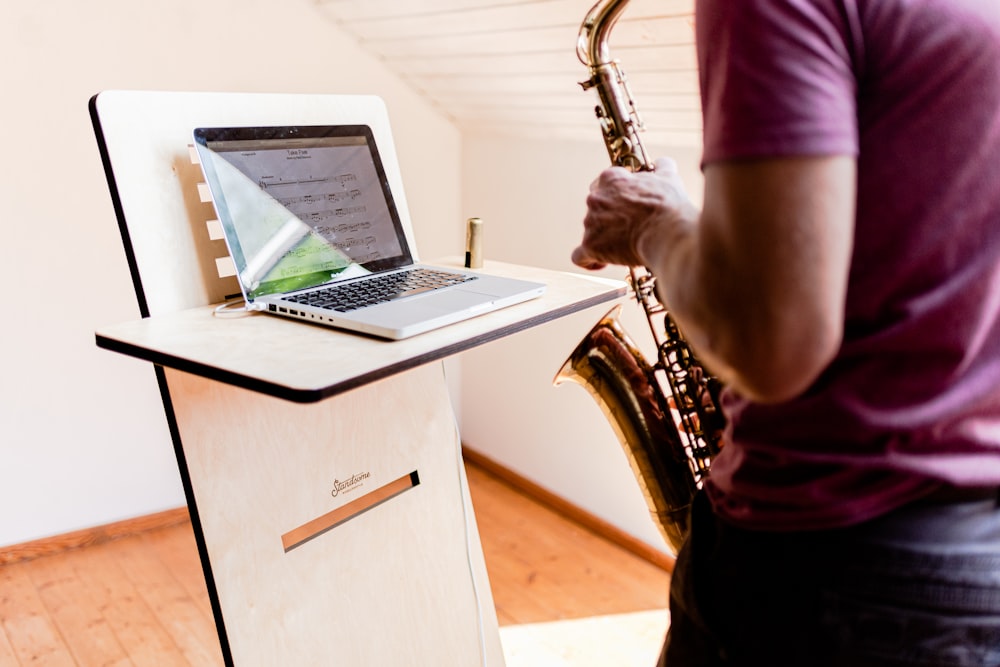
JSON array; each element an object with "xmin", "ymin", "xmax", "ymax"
[{"xmin": 696, "ymin": 0, "xmax": 861, "ymax": 165}]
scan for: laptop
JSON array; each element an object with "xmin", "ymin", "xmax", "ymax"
[{"xmin": 192, "ymin": 124, "xmax": 545, "ymax": 340}]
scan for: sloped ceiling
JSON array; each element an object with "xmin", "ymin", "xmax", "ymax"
[{"xmin": 315, "ymin": 0, "xmax": 701, "ymax": 148}]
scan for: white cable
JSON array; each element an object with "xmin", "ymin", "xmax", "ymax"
[{"xmin": 212, "ymin": 298, "xmax": 251, "ymax": 317}]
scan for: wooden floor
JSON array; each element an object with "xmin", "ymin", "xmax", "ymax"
[{"xmin": 0, "ymin": 461, "xmax": 670, "ymax": 666}]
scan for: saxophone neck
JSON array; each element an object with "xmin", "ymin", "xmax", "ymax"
[
  {"xmin": 577, "ymin": 0, "xmax": 653, "ymax": 172},
  {"xmin": 577, "ymin": 0, "xmax": 630, "ymax": 67}
]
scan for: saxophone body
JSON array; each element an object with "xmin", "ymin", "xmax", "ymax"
[{"xmin": 556, "ymin": 0, "xmax": 724, "ymax": 554}]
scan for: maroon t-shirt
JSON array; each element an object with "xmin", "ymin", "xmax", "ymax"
[{"xmin": 697, "ymin": 0, "xmax": 1000, "ymax": 529}]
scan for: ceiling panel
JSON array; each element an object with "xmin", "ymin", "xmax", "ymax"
[{"xmin": 315, "ymin": 0, "xmax": 701, "ymax": 147}]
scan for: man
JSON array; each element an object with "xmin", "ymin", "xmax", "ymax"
[{"xmin": 572, "ymin": 0, "xmax": 1000, "ymax": 665}]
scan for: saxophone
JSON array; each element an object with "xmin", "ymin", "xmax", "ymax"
[{"xmin": 554, "ymin": 0, "xmax": 724, "ymax": 554}]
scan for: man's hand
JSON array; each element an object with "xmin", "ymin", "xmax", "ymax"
[
  {"xmin": 571, "ymin": 152, "xmax": 857, "ymax": 404},
  {"xmin": 572, "ymin": 158, "xmax": 700, "ymax": 272}
]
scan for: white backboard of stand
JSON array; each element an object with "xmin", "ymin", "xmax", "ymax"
[{"xmin": 90, "ymin": 90, "xmax": 419, "ymax": 316}]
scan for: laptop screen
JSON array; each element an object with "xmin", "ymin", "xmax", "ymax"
[{"xmin": 193, "ymin": 125, "xmax": 413, "ymax": 300}]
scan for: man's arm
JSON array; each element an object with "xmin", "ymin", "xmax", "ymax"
[
  {"xmin": 574, "ymin": 155, "xmax": 857, "ymax": 403},
  {"xmin": 650, "ymin": 156, "xmax": 856, "ymax": 403}
]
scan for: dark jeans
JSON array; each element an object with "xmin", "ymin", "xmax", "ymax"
[{"xmin": 659, "ymin": 488, "xmax": 1000, "ymax": 666}]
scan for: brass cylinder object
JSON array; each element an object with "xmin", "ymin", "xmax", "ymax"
[{"xmin": 465, "ymin": 217, "xmax": 483, "ymax": 269}]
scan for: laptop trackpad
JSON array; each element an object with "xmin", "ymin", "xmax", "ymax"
[
  {"xmin": 397, "ymin": 289, "xmax": 493, "ymax": 315},
  {"xmin": 360, "ymin": 289, "xmax": 484, "ymax": 326}
]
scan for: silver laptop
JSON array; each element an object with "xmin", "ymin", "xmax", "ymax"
[{"xmin": 193, "ymin": 124, "xmax": 545, "ymax": 340}]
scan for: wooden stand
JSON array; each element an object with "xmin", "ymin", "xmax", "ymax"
[{"xmin": 90, "ymin": 90, "xmax": 625, "ymax": 666}]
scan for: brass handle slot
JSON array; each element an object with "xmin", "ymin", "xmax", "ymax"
[{"xmin": 282, "ymin": 471, "xmax": 420, "ymax": 552}]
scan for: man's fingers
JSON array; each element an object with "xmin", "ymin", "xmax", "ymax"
[{"xmin": 571, "ymin": 245, "xmax": 607, "ymax": 271}]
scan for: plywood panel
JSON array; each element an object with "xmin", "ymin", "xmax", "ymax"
[
  {"xmin": 95, "ymin": 259, "xmax": 625, "ymax": 402},
  {"xmin": 166, "ymin": 363, "xmax": 504, "ymax": 666},
  {"xmin": 91, "ymin": 91, "xmax": 419, "ymax": 316}
]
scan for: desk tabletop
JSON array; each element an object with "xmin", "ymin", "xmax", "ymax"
[{"xmin": 96, "ymin": 260, "xmax": 626, "ymax": 402}]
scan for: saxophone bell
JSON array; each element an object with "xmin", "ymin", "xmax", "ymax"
[{"xmin": 555, "ymin": 306, "xmax": 695, "ymax": 553}]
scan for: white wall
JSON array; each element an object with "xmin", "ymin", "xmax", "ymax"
[
  {"xmin": 0, "ymin": 0, "xmax": 461, "ymax": 547},
  {"xmin": 457, "ymin": 130, "xmax": 705, "ymax": 552}
]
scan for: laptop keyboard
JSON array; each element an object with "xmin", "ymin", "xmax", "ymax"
[{"xmin": 284, "ymin": 268, "xmax": 476, "ymax": 313}]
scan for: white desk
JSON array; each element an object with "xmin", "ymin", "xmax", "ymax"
[
  {"xmin": 96, "ymin": 259, "xmax": 622, "ymax": 403},
  {"xmin": 90, "ymin": 90, "xmax": 625, "ymax": 666},
  {"xmin": 96, "ymin": 262, "xmax": 622, "ymax": 666}
]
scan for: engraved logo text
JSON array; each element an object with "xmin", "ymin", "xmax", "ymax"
[{"xmin": 331, "ymin": 471, "xmax": 371, "ymax": 497}]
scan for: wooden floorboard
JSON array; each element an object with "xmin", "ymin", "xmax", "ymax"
[
  {"xmin": 465, "ymin": 463, "xmax": 670, "ymax": 626},
  {"xmin": 72, "ymin": 539, "xmax": 189, "ymax": 667},
  {"xmin": 0, "ymin": 627, "xmax": 18, "ymax": 666},
  {"xmin": 0, "ymin": 563, "xmax": 78, "ymax": 666},
  {"xmin": 0, "ymin": 460, "xmax": 670, "ymax": 665}
]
